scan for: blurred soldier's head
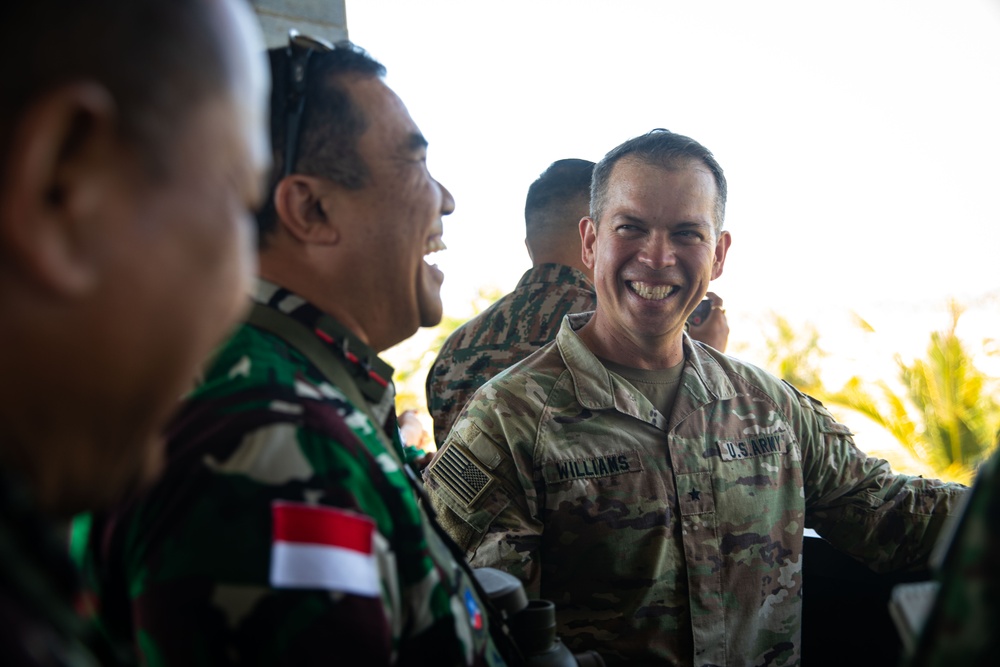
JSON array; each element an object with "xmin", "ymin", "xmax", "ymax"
[
  {"xmin": 257, "ymin": 39, "xmax": 455, "ymax": 353},
  {"xmin": 524, "ymin": 158, "xmax": 595, "ymax": 276},
  {"xmin": 0, "ymin": 0, "xmax": 270, "ymax": 515}
]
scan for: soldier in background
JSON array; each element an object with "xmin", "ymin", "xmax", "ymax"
[
  {"xmin": 906, "ymin": 440, "xmax": 1000, "ymax": 666},
  {"xmin": 78, "ymin": 37, "xmax": 509, "ymax": 665},
  {"xmin": 425, "ymin": 129, "xmax": 966, "ymax": 665},
  {"xmin": 0, "ymin": 0, "xmax": 268, "ymax": 663},
  {"xmin": 426, "ymin": 158, "xmax": 729, "ymax": 447}
]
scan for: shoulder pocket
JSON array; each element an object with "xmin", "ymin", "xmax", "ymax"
[{"xmin": 425, "ymin": 428, "xmax": 512, "ymax": 534}]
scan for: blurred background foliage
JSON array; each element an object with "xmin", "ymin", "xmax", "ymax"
[{"xmin": 752, "ymin": 301, "xmax": 998, "ymax": 484}]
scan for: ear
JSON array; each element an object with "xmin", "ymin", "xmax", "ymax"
[
  {"xmin": 272, "ymin": 175, "xmax": 341, "ymax": 245},
  {"xmin": 0, "ymin": 83, "xmax": 118, "ymax": 295},
  {"xmin": 524, "ymin": 237, "xmax": 535, "ymax": 264},
  {"xmin": 711, "ymin": 230, "xmax": 732, "ymax": 280},
  {"xmin": 580, "ymin": 217, "xmax": 597, "ymax": 271}
]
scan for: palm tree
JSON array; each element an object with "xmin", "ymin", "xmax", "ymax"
[
  {"xmin": 825, "ymin": 302, "xmax": 999, "ymax": 484},
  {"xmin": 759, "ymin": 313, "xmax": 827, "ymax": 397}
]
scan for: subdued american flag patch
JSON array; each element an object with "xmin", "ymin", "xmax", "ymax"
[{"xmin": 428, "ymin": 443, "xmax": 495, "ymax": 509}]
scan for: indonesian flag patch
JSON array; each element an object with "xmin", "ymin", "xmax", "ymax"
[{"xmin": 270, "ymin": 501, "xmax": 380, "ymax": 597}]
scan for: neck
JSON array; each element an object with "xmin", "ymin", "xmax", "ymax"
[
  {"xmin": 530, "ymin": 255, "xmax": 592, "ymax": 281},
  {"xmin": 576, "ymin": 316, "xmax": 685, "ymax": 370},
  {"xmin": 257, "ymin": 261, "xmax": 377, "ymax": 350},
  {"xmin": 0, "ymin": 422, "xmax": 85, "ymax": 518}
]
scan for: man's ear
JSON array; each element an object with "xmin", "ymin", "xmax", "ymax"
[
  {"xmin": 0, "ymin": 83, "xmax": 118, "ymax": 295},
  {"xmin": 580, "ymin": 217, "xmax": 597, "ymax": 271},
  {"xmin": 711, "ymin": 230, "xmax": 732, "ymax": 280},
  {"xmin": 272, "ymin": 175, "xmax": 341, "ymax": 245}
]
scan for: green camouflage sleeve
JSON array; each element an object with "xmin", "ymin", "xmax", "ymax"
[
  {"xmin": 906, "ymin": 447, "xmax": 1000, "ymax": 665},
  {"xmin": 80, "ymin": 325, "xmax": 505, "ymax": 667}
]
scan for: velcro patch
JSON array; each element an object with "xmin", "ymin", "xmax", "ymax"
[
  {"xmin": 717, "ymin": 432, "xmax": 788, "ymax": 461},
  {"xmin": 543, "ymin": 451, "xmax": 642, "ymax": 483},
  {"xmin": 427, "ymin": 443, "xmax": 496, "ymax": 509}
]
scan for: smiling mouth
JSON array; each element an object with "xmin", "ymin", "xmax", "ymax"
[
  {"xmin": 424, "ymin": 235, "xmax": 446, "ymax": 263},
  {"xmin": 627, "ymin": 281, "xmax": 678, "ymax": 301}
]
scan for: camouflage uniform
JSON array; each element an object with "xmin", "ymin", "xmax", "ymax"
[
  {"xmin": 907, "ymin": 444, "xmax": 1000, "ymax": 666},
  {"xmin": 77, "ymin": 281, "xmax": 507, "ymax": 666},
  {"xmin": 425, "ymin": 312, "xmax": 966, "ymax": 666},
  {"xmin": 426, "ymin": 263, "xmax": 595, "ymax": 446},
  {"xmin": 0, "ymin": 472, "xmax": 102, "ymax": 666}
]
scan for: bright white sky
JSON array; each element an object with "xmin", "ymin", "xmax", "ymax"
[{"xmin": 345, "ymin": 1, "xmax": 1000, "ymax": 427}]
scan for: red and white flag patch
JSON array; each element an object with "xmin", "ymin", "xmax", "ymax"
[{"xmin": 270, "ymin": 501, "xmax": 380, "ymax": 597}]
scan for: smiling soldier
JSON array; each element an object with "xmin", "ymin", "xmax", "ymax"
[
  {"xmin": 424, "ymin": 129, "xmax": 966, "ymax": 666},
  {"xmin": 79, "ymin": 38, "xmax": 508, "ymax": 665}
]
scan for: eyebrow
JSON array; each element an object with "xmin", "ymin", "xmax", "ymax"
[
  {"xmin": 613, "ymin": 214, "xmax": 713, "ymax": 230},
  {"xmin": 617, "ymin": 213, "xmax": 647, "ymax": 226}
]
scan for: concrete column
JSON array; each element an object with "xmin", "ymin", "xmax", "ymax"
[{"xmin": 249, "ymin": 0, "xmax": 348, "ymax": 48}]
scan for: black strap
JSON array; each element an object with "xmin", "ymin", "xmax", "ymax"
[{"xmin": 245, "ymin": 303, "xmax": 393, "ymax": 450}]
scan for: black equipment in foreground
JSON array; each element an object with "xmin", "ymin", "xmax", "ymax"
[{"xmin": 474, "ymin": 568, "xmax": 605, "ymax": 667}]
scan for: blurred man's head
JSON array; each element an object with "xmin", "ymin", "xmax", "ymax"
[
  {"xmin": 258, "ymin": 40, "xmax": 455, "ymax": 353},
  {"xmin": 524, "ymin": 158, "xmax": 595, "ymax": 276},
  {"xmin": 0, "ymin": 0, "xmax": 270, "ymax": 515}
]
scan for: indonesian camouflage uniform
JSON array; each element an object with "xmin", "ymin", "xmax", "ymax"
[
  {"xmin": 907, "ymin": 443, "xmax": 1000, "ymax": 666},
  {"xmin": 0, "ymin": 472, "xmax": 103, "ymax": 667},
  {"xmin": 76, "ymin": 281, "xmax": 506, "ymax": 666},
  {"xmin": 426, "ymin": 263, "xmax": 595, "ymax": 446},
  {"xmin": 425, "ymin": 312, "xmax": 967, "ymax": 666}
]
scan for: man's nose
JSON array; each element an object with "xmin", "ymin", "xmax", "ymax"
[
  {"xmin": 438, "ymin": 180, "xmax": 456, "ymax": 216},
  {"xmin": 638, "ymin": 231, "xmax": 676, "ymax": 270}
]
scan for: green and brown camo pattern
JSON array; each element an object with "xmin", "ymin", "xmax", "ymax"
[
  {"xmin": 426, "ymin": 264, "xmax": 595, "ymax": 447},
  {"xmin": 908, "ymin": 443, "xmax": 1000, "ymax": 666},
  {"xmin": 78, "ymin": 314, "xmax": 505, "ymax": 666},
  {"xmin": 425, "ymin": 313, "xmax": 967, "ymax": 667}
]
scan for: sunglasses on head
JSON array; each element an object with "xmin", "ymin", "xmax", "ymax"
[{"xmin": 283, "ymin": 30, "xmax": 334, "ymax": 178}]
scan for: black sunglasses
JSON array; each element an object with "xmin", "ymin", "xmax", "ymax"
[{"xmin": 283, "ymin": 30, "xmax": 334, "ymax": 178}]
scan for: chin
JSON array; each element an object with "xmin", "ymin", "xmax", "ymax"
[
  {"xmin": 420, "ymin": 311, "xmax": 444, "ymax": 328},
  {"xmin": 417, "ymin": 294, "xmax": 444, "ymax": 328}
]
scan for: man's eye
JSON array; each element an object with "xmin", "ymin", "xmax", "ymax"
[{"xmin": 675, "ymin": 230, "xmax": 704, "ymax": 242}]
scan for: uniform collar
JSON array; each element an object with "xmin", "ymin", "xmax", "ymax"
[
  {"xmin": 515, "ymin": 263, "xmax": 595, "ymax": 293},
  {"xmin": 555, "ymin": 312, "xmax": 737, "ymax": 429},
  {"xmin": 252, "ymin": 279, "xmax": 395, "ymax": 406}
]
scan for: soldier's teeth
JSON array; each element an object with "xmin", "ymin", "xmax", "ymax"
[
  {"xmin": 424, "ymin": 237, "xmax": 447, "ymax": 256},
  {"xmin": 629, "ymin": 281, "xmax": 675, "ymax": 300}
]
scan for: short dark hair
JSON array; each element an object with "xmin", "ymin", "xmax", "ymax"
[
  {"xmin": 255, "ymin": 43, "xmax": 386, "ymax": 244},
  {"xmin": 591, "ymin": 129, "xmax": 728, "ymax": 232},
  {"xmin": 0, "ymin": 0, "xmax": 231, "ymax": 179},
  {"xmin": 524, "ymin": 158, "xmax": 595, "ymax": 242}
]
